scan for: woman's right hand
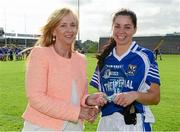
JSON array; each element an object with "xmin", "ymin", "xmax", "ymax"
[
  {"xmin": 85, "ymin": 92, "xmax": 107, "ymax": 107},
  {"xmin": 78, "ymin": 106, "xmax": 99, "ymax": 122}
]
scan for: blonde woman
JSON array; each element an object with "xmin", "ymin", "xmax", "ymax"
[{"xmin": 22, "ymin": 7, "xmax": 101, "ymax": 131}]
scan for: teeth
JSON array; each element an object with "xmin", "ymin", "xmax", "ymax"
[
  {"xmin": 65, "ymin": 35, "xmax": 73, "ymax": 38},
  {"xmin": 118, "ymin": 36, "xmax": 125, "ymax": 39}
]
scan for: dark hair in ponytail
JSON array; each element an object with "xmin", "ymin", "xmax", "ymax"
[{"xmin": 96, "ymin": 38, "xmax": 116, "ymax": 71}]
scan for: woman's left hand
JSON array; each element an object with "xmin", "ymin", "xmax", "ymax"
[
  {"xmin": 87, "ymin": 106, "xmax": 100, "ymax": 123},
  {"xmin": 113, "ymin": 91, "xmax": 138, "ymax": 107}
]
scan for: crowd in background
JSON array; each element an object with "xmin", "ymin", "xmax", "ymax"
[{"xmin": 0, "ymin": 45, "xmax": 30, "ymax": 61}]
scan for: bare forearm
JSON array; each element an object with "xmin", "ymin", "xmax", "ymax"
[{"xmin": 135, "ymin": 83, "xmax": 160, "ymax": 105}]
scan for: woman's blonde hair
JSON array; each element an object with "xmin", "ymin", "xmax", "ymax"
[{"xmin": 35, "ymin": 7, "xmax": 79, "ymax": 47}]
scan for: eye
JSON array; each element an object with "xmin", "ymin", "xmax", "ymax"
[
  {"xmin": 124, "ymin": 24, "xmax": 133, "ymax": 30},
  {"xmin": 114, "ymin": 25, "xmax": 120, "ymax": 28},
  {"xmin": 71, "ymin": 23, "xmax": 76, "ymax": 27},
  {"xmin": 124, "ymin": 26, "xmax": 131, "ymax": 29},
  {"xmin": 60, "ymin": 24, "xmax": 66, "ymax": 27}
]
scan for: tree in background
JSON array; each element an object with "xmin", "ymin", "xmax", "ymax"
[{"xmin": 81, "ymin": 40, "xmax": 98, "ymax": 53}]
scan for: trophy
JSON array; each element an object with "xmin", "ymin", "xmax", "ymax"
[{"xmin": 101, "ymin": 65, "xmax": 128, "ymax": 103}]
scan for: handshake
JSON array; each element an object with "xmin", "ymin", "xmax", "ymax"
[
  {"xmin": 78, "ymin": 92, "xmax": 108, "ymax": 122},
  {"xmin": 79, "ymin": 91, "xmax": 137, "ymax": 124},
  {"xmin": 78, "ymin": 93, "xmax": 116, "ymax": 122}
]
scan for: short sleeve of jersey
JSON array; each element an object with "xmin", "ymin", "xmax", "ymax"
[
  {"xmin": 145, "ymin": 52, "xmax": 160, "ymax": 86},
  {"xmin": 90, "ymin": 66, "xmax": 100, "ymax": 90}
]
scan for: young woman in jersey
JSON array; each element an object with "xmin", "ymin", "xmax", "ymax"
[
  {"xmin": 22, "ymin": 7, "xmax": 101, "ymax": 131},
  {"xmin": 90, "ymin": 8, "xmax": 160, "ymax": 131}
]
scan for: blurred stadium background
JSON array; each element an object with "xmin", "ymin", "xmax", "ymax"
[
  {"xmin": 0, "ymin": 27, "xmax": 180, "ymax": 61},
  {"xmin": 0, "ymin": 26, "xmax": 180, "ymax": 131}
]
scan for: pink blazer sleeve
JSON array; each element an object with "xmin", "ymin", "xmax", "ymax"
[
  {"xmin": 79, "ymin": 54, "xmax": 89, "ymax": 107},
  {"xmin": 26, "ymin": 47, "xmax": 80, "ymax": 122}
]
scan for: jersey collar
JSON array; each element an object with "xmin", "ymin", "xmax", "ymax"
[{"xmin": 113, "ymin": 41, "xmax": 137, "ymax": 61}]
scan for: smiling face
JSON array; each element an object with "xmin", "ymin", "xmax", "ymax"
[
  {"xmin": 112, "ymin": 15, "xmax": 136, "ymax": 46},
  {"xmin": 53, "ymin": 12, "xmax": 78, "ymax": 47}
]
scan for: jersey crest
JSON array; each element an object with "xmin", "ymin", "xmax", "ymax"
[{"xmin": 127, "ymin": 64, "xmax": 137, "ymax": 76}]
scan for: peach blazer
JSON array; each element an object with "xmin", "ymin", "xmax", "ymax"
[{"xmin": 22, "ymin": 46, "xmax": 88, "ymax": 130}]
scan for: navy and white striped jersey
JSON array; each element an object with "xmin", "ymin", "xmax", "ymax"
[{"xmin": 90, "ymin": 41, "xmax": 160, "ymax": 119}]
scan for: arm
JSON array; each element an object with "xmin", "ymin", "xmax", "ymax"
[
  {"xmin": 113, "ymin": 83, "xmax": 160, "ymax": 107},
  {"xmin": 79, "ymin": 57, "xmax": 102, "ymax": 122},
  {"xmin": 84, "ymin": 66, "xmax": 107, "ymax": 107},
  {"xmin": 114, "ymin": 51, "xmax": 160, "ymax": 107},
  {"xmin": 135, "ymin": 83, "xmax": 160, "ymax": 105},
  {"xmin": 80, "ymin": 55, "xmax": 89, "ymax": 107},
  {"xmin": 26, "ymin": 48, "xmax": 80, "ymax": 122}
]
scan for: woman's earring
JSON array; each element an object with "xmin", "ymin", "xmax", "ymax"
[{"xmin": 52, "ymin": 36, "xmax": 56, "ymax": 42}]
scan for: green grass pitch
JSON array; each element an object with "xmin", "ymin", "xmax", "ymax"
[{"xmin": 0, "ymin": 54, "xmax": 180, "ymax": 131}]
